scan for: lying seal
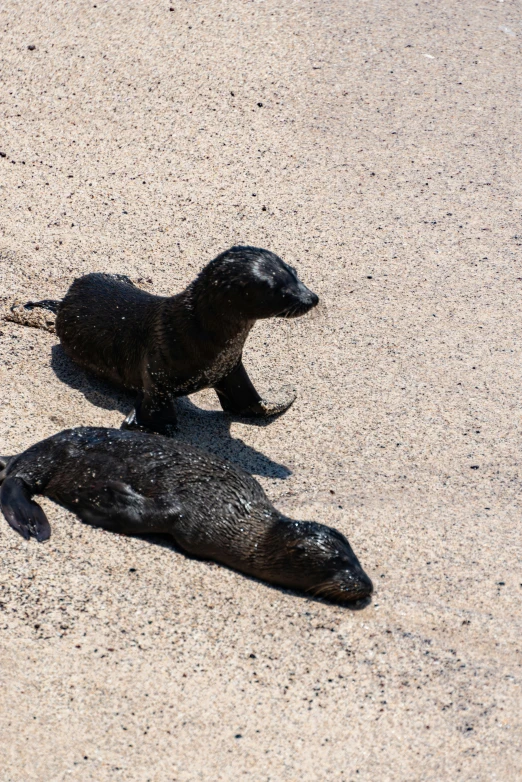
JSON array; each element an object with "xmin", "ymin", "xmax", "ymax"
[
  {"xmin": 22, "ymin": 246, "xmax": 318, "ymax": 434},
  {"xmin": 0, "ymin": 428, "xmax": 373, "ymax": 604}
]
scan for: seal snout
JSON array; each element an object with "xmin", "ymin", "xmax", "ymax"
[
  {"xmin": 279, "ymin": 284, "xmax": 319, "ymax": 318},
  {"xmin": 310, "ymin": 557, "xmax": 373, "ymax": 604},
  {"xmin": 298, "ymin": 286, "xmax": 319, "ymax": 310},
  {"xmin": 312, "ymin": 527, "xmax": 373, "ymax": 604},
  {"xmin": 328, "ymin": 568, "xmax": 374, "ymax": 604}
]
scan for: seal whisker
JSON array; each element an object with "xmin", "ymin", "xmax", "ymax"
[
  {"xmin": 283, "ymin": 304, "xmax": 299, "ymax": 320},
  {"xmin": 307, "ymin": 581, "xmax": 339, "ymax": 598}
]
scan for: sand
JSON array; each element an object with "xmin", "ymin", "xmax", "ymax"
[{"xmin": 0, "ymin": 0, "xmax": 520, "ymax": 779}]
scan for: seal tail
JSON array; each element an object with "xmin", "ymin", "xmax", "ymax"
[
  {"xmin": 2, "ymin": 298, "xmax": 61, "ymax": 333},
  {"xmin": 0, "ymin": 476, "xmax": 51, "ymax": 542}
]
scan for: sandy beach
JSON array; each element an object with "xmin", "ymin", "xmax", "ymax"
[{"xmin": 0, "ymin": 0, "xmax": 520, "ymax": 779}]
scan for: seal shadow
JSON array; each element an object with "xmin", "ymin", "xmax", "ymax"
[
  {"xmin": 50, "ymin": 344, "xmax": 291, "ymax": 480},
  {"xmin": 128, "ymin": 531, "xmax": 373, "ymax": 611},
  {"xmin": 51, "ymin": 344, "xmax": 133, "ymax": 414}
]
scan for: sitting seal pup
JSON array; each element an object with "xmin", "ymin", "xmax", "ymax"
[
  {"xmin": 0, "ymin": 428, "xmax": 373, "ymax": 605},
  {"xmin": 25, "ymin": 246, "xmax": 318, "ymax": 434}
]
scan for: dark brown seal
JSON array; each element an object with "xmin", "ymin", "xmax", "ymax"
[
  {"xmin": 0, "ymin": 428, "xmax": 373, "ymax": 605},
  {"xmin": 28, "ymin": 246, "xmax": 317, "ymax": 434}
]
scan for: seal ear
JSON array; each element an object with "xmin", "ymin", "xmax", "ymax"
[{"xmin": 0, "ymin": 477, "xmax": 51, "ymax": 542}]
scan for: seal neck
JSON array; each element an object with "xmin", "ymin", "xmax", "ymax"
[{"xmin": 183, "ymin": 281, "xmax": 255, "ymax": 345}]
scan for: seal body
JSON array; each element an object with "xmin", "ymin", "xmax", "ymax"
[
  {"xmin": 54, "ymin": 246, "xmax": 318, "ymax": 434},
  {"xmin": 0, "ymin": 428, "xmax": 372, "ymax": 605}
]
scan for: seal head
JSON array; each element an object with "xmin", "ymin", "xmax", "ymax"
[
  {"xmin": 258, "ymin": 519, "xmax": 373, "ymax": 604},
  {"xmin": 190, "ymin": 246, "xmax": 318, "ymax": 321}
]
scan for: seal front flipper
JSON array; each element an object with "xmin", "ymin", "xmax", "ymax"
[
  {"xmin": 215, "ymin": 361, "xmax": 297, "ymax": 418},
  {"xmin": 250, "ymin": 384, "xmax": 297, "ymax": 417},
  {"xmin": 122, "ymin": 390, "xmax": 178, "ymax": 437},
  {"xmin": 121, "ymin": 408, "xmax": 153, "ymax": 435},
  {"xmin": 74, "ymin": 480, "xmax": 175, "ymax": 534},
  {"xmin": 0, "ymin": 477, "xmax": 51, "ymax": 542},
  {"xmin": 74, "ymin": 480, "xmax": 146, "ymax": 532}
]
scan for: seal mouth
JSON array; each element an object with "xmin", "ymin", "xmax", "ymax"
[
  {"xmin": 309, "ymin": 573, "xmax": 374, "ymax": 604},
  {"xmin": 277, "ymin": 299, "xmax": 318, "ymax": 319}
]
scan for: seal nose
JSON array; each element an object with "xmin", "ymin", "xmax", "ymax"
[
  {"xmin": 339, "ymin": 568, "xmax": 373, "ymax": 602},
  {"xmin": 297, "ymin": 283, "xmax": 319, "ymax": 308},
  {"xmin": 358, "ymin": 571, "xmax": 374, "ymax": 597}
]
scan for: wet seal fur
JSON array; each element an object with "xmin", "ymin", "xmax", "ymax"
[
  {"xmin": 20, "ymin": 247, "xmax": 318, "ymax": 434},
  {"xmin": 0, "ymin": 428, "xmax": 373, "ymax": 605}
]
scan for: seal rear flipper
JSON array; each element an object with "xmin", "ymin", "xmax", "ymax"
[
  {"xmin": 0, "ymin": 477, "xmax": 51, "ymax": 542},
  {"xmin": 0, "ymin": 455, "xmax": 13, "ymax": 479},
  {"xmin": 24, "ymin": 299, "xmax": 61, "ymax": 313},
  {"xmin": 3, "ymin": 298, "xmax": 59, "ymax": 333}
]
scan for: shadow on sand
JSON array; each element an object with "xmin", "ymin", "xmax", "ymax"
[
  {"xmin": 50, "ymin": 344, "xmax": 291, "ymax": 480},
  {"xmin": 49, "ymin": 345, "xmax": 373, "ymax": 610},
  {"xmin": 98, "ymin": 527, "xmax": 373, "ymax": 611}
]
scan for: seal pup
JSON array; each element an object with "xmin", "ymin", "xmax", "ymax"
[
  {"xmin": 0, "ymin": 428, "xmax": 373, "ymax": 605},
  {"xmin": 16, "ymin": 247, "xmax": 318, "ymax": 434}
]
